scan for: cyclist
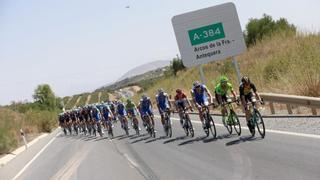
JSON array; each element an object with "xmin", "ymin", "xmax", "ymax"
[
  {"xmin": 77, "ymin": 107, "xmax": 86, "ymax": 133},
  {"xmin": 58, "ymin": 113, "xmax": 66, "ymax": 134},
  {"xmin": 117, "ymin": 100, "xmax": 128, "ymax": 130},
  {"xmin": 102, "ymin": 104, "xmax": 114, "ymax": 132},
  {"xmin": 92, "ymin": 105, "xmax": 104, "ymax": 136},
  {"xmin": 155, "ymin": 89, "xmax": 171, "ymax": 130},
  {"xmin": 174, "ymin": 89, "xmax": 193, "ymax": 127},
  {"xmin": 109, "ymin": 101, "xmax": 117, "ymax": 121},
  {"xmin": 138, "ymin": 94, "xmax": 155, "ymax": 131},
  {"xmin": 125, "ymin": 99, "xmax": 141, "ymax": 131},
  {"xmin": 190, "ymin": 81, "xmax": 213, "ymax": 128},
  {"xmin": 214, "ymin": 76, "xmax": 238, "ymax": 126},
  {"xmin": 239, "ymin": 76, "xmax": 263, "ymax": 129}
]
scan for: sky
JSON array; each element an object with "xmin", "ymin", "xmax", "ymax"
[{"xmin": 1, "ymin": 0, "xmax": 320, "ymax": 105}]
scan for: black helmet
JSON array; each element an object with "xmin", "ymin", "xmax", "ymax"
[{"xmin": 241, "ymin": 76, "xmax": 250, "ymax": 84}]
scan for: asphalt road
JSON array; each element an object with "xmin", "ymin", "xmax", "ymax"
[{"xmin": 1, "ymin": 115, "xmax": 320, "ymax": 180}]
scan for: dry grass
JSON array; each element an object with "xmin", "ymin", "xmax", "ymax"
[{"xmin": 0, "ymin": 108, "xmax": 58, "ymax": 154}]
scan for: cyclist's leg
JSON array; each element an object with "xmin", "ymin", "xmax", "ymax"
[
  {"xmin": 245, "ymin": 93, "xmax": 255, "ymax": 129},
  {"xmin": 221, "ymin": 94, "xmax": 228, "ymax": 115},
  {"xmin": 148, "ymin": 109, "xmax": 155, "ymax": 126},
  {"xmin": 242, "ymin": 94, "xmax": 251, "ymax": 122},
  {"xmin": 159, "ymin": 108, "xmax": 165, "ymax": 126}
]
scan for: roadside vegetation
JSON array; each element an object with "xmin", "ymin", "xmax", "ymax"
[
  {"xmin": 134, "ymin": 15, "xmax": 320, "ymax": 102},
  {"xmin": 0, "ymin": 84, "xmax": 61, "ymax": 154}
]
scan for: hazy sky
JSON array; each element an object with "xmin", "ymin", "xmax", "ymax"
[{"xmin": 1, "ymin": 0, "xmax": 320, "ymax": 105}]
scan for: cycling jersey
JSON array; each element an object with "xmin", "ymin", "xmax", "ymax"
[
  {"xmin": 126, "ymin": 102, "xmax": 137, "ymax": 116},
  {"xmin": 156, "ymin": 93, "xmax": 169, "ymax": 110},
  {"xmin": 92, "ymin": 108, "xmax": 101, "ymax": 121},
  {"xmin": 191, "ymin": 84, "xmax": 209, "ymax": 105},
  {"xmin": 175, "ymin": 92, "xmax": 187, "ymax": 109},
  {"xmin": 239, "ymin": 82, "xmax": 257, "ymax": 96},
  {"xmin": 102, "ymin": 106, "xmax": 111, "ymax": 121},
  {"xmin": 117, "ymin": 103, "xmax": 127, "ymax": 116},
  {"xmin": 140, "ymin": 98, "xmax": 153, "ymax": 116},
  {"xmin": 215, "ymin": 82, "xmax": 233, "ymax": 96}
]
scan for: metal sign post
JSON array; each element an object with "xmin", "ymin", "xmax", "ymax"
[
  {"xmin": 198, "ymin": 64, "xmax": 207, "ymax": 84},
  {"xmin": 232, "ymin": 57, "xmax": 241, "ymax": 84}
]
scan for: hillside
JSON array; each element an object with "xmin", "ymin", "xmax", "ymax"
[
  {"xmin": 133, "ymin": 33, "xmax": 320, "ymax": 102},
  {"xmin": 118, "ymin": 60, "xmax": 170, "ymax": 81},
  {"xmin": 96, "ymin": 66, "xmax": 168, "ymax": 92}
]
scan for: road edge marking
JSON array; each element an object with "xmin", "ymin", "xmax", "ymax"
[
  {"xmin": 0, "ymin": 133, "xmax": 49, "ymax": 167},
  {"xmin": 12, "ymin": 132, "xmax": 61, "ymax": 180}
]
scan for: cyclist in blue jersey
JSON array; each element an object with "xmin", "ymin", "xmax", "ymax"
[
  {"xmin": 117, "ymin": 100, "xmax": 128, "ymax": 129},
  {"xmin": 190, "ymin": 81, "xmax": 213, "ymax": 128},
  {"xmin": 102, "ymin": 104, "xmax": 114, "ymax": 131},
  {"xmin": 91, "ymin": 106, "xmax": 102, "ymax": 122},
  {"xmin": 155, "ymin": 89, "xmax": 171, "ymax": 130},
  {"xmin": 138, "ymin": 94, "xmax": 155, "ymax": 128}
]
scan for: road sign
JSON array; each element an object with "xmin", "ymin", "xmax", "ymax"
[{"xmin": 172, "ymin": 2, "xmax": 246, "ymax": 68}]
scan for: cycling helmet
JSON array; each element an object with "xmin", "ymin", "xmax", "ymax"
[
  {"xmin": 193, "ymin": 81, "xmax": 201, "ymax": 88},
  {"xmin": 158, "ymin": 88, "xmax": 164, "ymax": 94},
  {"xmin": 141, "ymin": 94, "xmax": 147, "ymax": 100},
  {"xmin": 220, "ymin": 76, "xmax": 229, "ymax": 83},
  {"xmin": 176, "ymin": 88, "xmax": 182, "ymax": 93},
  {"xmin": 241, "ymin": 76, "xmax": 250, "ymax": 84}
]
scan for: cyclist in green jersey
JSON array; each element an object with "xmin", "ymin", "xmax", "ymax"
[
  {"xmin": 125, "ymin": 99, "xmax": 140, "ymax": 130},
  {"xmin": 214, "ymin": 76, "xmax": 238, "ymax": 124}
]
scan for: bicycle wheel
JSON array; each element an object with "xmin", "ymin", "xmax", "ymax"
[
  {"xmin": 254, "ymin": 109, "xmax": 265, "ymax": 138},
  {"xmin": 208, "ymin": 115, "xmax": 217, "ymax": 138},
  {"xmin": 231, "ymin": 111, "xmax": 241, "ymax": 136},
  {"xmin": 183, "ymin": 117, "xmax": 189, "ymax": 136},
  {"xmin": 98, "ymin": 124, "xmax": 103, "ymax": 137},
  {"xmin": 168, "ymin": 120, "xmax": 172, "ymax": 138},
  {"xmin": 203, "ymin": 114, "xmax": 210, "ymax": 137},
  {"xmin": 109, "ymin": 127, "xmax": 114, "ymax": 138},
  {"xmin": 136, "ymin": 126, "xmax": 140, "ymax": 135},
  {"xmin": 225, "ymin": 115, "xmax": 233, "ymax": 135},
  {"xmin": 186, "ymin": 116, "xmax": 194, "ymax": 137},
  {"xmin": 125, "ymin": 124, "xmax": 129, "ymax": 136},
  {"xmin": 152, "ymin": 126, "xmax": 156, "ymax": 138}
]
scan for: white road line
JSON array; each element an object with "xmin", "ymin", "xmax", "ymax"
[
  {"xmin": 124, "ymin": 153, "xmax": 139, "ymax": 168},
  {"xmin": 155, "ymin": 115, "xmax": 320, "ymax": 139},
  {"xmin": 12, "ymin": 132, "xmax": 61, "ymax": 180}
]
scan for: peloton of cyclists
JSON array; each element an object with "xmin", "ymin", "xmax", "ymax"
[{"xmin": 59, "ymin": 75, "xmax": 263, "ymax": 137}]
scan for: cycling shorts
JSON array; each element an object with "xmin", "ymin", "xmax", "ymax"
[
  {"xmin": 141, "ymin": 108, "xmax": 153, "ymax": 116},
  {"xmin": 127, "ymin": 109, "xmax": 137, "ymax": 116},
  {"xmin": 215, "ymin": 91, "xmax": 228, "ymax": 105},
  {"xmin": 195, "ymin": 98, "xmax": 209, "ymax": 106}
]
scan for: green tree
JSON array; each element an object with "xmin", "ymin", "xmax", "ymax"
[
  {"xmin": 33, "ymin": 84, "xmax": 57, "ymax": 110},
  {"xmin": 244, "ymin": 14, "xmax": 296, "ymax": 46},
  {"xmin": 170, "ymin": 57, "xmax": 186, "ymax": 76}
]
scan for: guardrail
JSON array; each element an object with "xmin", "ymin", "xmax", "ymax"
[
  {"xmin": 259, "ymin": 93, "xmax": 320, "ymax": 115},
  {"xmin": 169, "ymin": 93, "xmax": 320, "ymax": 116}
]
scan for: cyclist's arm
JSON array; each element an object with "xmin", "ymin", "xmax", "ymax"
[
  {"xmin": 166, "ymin": 95, "xmax": 172, "ymax": 109},
  {"xmin": 155, "ymin": 96, "xmax": 160, "ymax": 109},
  {"xmin": 239, "ymin": 85, "xmax": 246, "ymax": 106},
  {"xmin": 231, "ymin": 90, "xmax": 237, "ymax": 100},
  {"xmin": 204, "ymin": 87, "xmax": 213, "ymax": 103},
  {"xmin": 190, "ymin": 90, "xmax": 200, "ymax": 107},
  {"xmin": 185, "ymin": 97, "xmax": 193, "ymax": 109},
  {"xmin": 251, "ymin": 83, "xmax": 261, "ymax": 101},
  {"xmin": 149, "ymin": 99, "xmax": 153, "ymax": 109}
]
